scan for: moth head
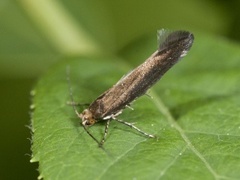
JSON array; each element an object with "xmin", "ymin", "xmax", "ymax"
[{"xmin": 80, "ymin": 109, "xmax": 96, "ymax": 126}]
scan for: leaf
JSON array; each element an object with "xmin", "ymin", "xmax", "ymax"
[{"xmin": 31, "ymin": 33, "xmax": 240, "ymax": 180}]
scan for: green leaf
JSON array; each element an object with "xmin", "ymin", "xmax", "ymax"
[{"xmin": 31, "ymin": 33, "xmax": 240, "ymax": 180}]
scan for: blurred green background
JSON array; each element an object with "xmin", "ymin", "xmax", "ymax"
[{"xmin": 1, "ymin": 0, "xmax": 240, "ymax": 179}]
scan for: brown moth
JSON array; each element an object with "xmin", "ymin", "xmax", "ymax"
[{"xmin": 68, "ymin": 29, "xmax": 194, "ymax": 147}]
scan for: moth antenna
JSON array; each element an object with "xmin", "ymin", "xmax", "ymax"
[
  {"xmin": 66, "ymin": 66, "xmax": 105, "ymax": 149},
  {"xmin": 66, "ymin": 66, "xmax": 80, "ymax": 116}
]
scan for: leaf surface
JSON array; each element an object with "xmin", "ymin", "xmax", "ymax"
[{"xmin": 31, "ymin": 34, "xmax": 240, "ymax": 180}]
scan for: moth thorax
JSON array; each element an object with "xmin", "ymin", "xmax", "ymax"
[{"xmin": 80, "ymin": 109, "xmax": 96, "ymax": 126}]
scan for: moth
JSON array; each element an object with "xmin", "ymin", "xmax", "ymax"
[{"xmin": 68, "ymin": 29, "xmax": 194, "ymax": 147}]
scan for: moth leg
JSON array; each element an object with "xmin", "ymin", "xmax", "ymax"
[
  {"xmin": 100, "ymin": 119, "xmax": 111, "ymax": 146},
  {"xmin": 67, "ymin": 101, "xmax": 90, "ymax": 106},
  {"xmin": 145, "ymin": 93, "xmax": 153, "ymax": 99},
  {"xmin": 125, "ymin": 104, "xmax": 134, "ymax": 110},
  {"xmin": 114, "ymin": 118, "xmax": 155, "ymax": 138}
]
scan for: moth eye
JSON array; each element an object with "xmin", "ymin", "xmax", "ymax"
[
  {"xmin": 90, "ymin": 119, "xmax": 95, "ymax": 124},
  {"xmin": 86, "ymin": 119, "xmax": 95, "ymax": 126}
]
